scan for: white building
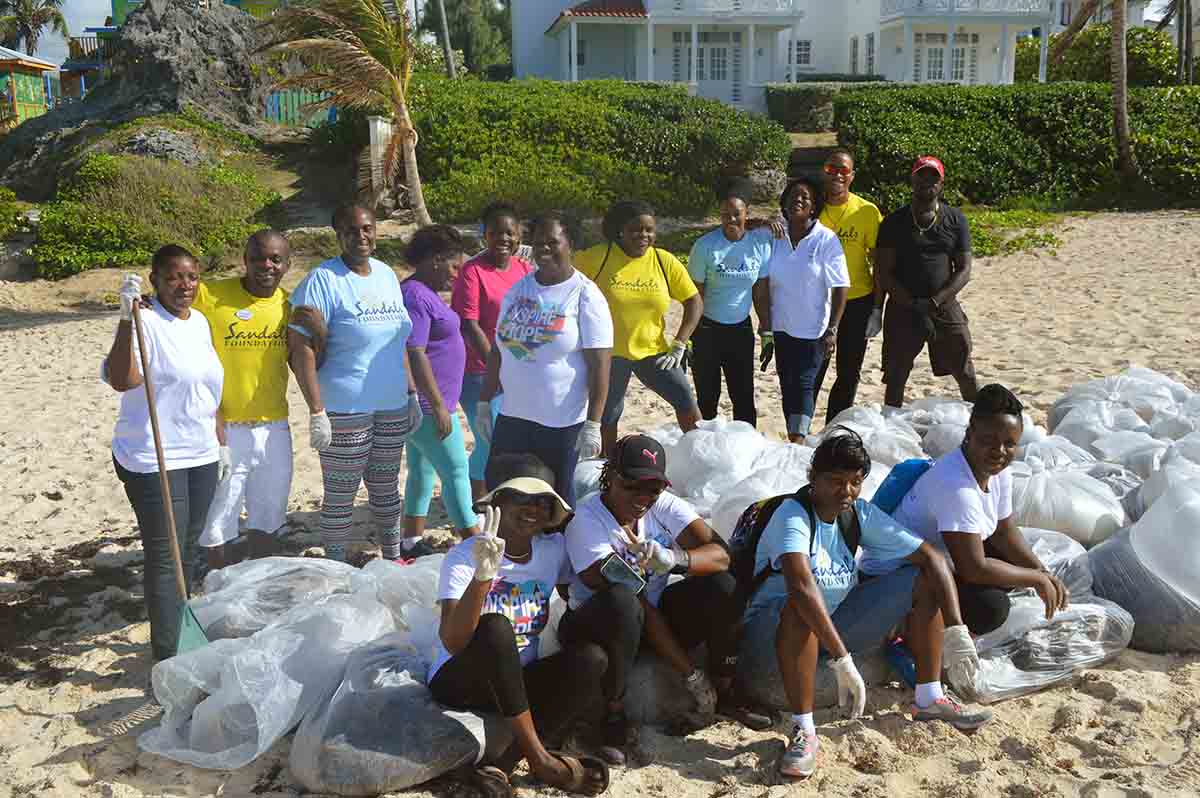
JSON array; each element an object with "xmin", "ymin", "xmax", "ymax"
[
  {"xmin": 1050, "ymin": 0, "xmax": 1150, "ymax": 32},
  {"xmin": 512, "ymin": 0, "xmax": 1067, "ymax": 113}
]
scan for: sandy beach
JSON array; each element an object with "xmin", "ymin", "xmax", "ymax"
[{"xmin": 2, "ymin": 209, "xmax": 1199, "ymax": 798}]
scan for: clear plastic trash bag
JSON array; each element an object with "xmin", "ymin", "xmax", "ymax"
[
  {"xmin": 1128, "ymin": 482, "xmax": 1200, "ymax": 608},
  {"xmin": 667, "ymin": 420, "xmax": 767, "ymax": 501},
  {"xmin": 1089, "ymin": 430, "xmax": 1169, "ymax": 479},
  {"xmin": 573, "ymin": 458, "xmax": 605, "ymax": 503},
  {"xmin": 191, "ymin": 557, "xmax": 360, "ymax": 640},
  {"xmin": 1121, "ymin": 366, "xmax": 1194, "ymax": 405},
  {"xmin": 289, "ymin": 633, "xmax": 514, "ymax": 796},
  {"xmin": 1053, "ymin": 402, "xmax": 1150, "ymax": 451},
  {"xmin": 1018, "ymin": 435, "xmax": 1097, "ymax": 470},
  {"xmin": 1138, "ymin": 455, "xmax": 1200, "ymax": 514},
  {"xmin": 1086, "ymin": 463, "xmax": 1145, "ymax": 522},
  {"xmin": 1049, "ymin": 375, "xmax": 1176, "ymax": 429},
  {"xmin": 710, "ymin": 466, "xmax": 809, "ymax": 541},
  {"xmin": 1011, "ymin": 460, "xmax": 1125, "ymax": 548},
  {"xmin": 352, "ymin": 557, "xmax": 445, "ymax": 671},
  {"xmin": 923, "ymin": 423, "xmax": 965, "ymax": 459},
  {"xmin": 138, "ymin": 593, "xmax": 396, "ymax": 769}
]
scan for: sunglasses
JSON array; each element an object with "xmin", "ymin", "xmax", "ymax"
[
  {"xmin": 501, "ymin": 492, "xmax": 557, "ymax": 513},
  {"xmin": 823, "ymin": 164, "xmax": 853, "ymax": 177}
]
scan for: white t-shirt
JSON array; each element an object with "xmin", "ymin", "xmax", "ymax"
[
  {"xmin": 107, "ymin": 300, "xmax": 224, "ymax": 473},
  {"xmin": 767, "ymin": 221, "xmax": 850, "ymax": 339},
  {"xmin": 495, "ymin": 270, "xmax": 613, "ymax": 428},
  {"xmin": 879, "ymin": 447, "xmax": 1014, "ymax": 573},
  {"xmin": 428, "ymin": 533, "xmax": 572, "ymax": 682},
  {"xmin": 565, "ymin": 490, "xmax": 699, "ymax": 609}
]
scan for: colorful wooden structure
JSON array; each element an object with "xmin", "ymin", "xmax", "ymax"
[{"xmin": 0, "ymin": 46, "xmax": 56, "ymax": 123}]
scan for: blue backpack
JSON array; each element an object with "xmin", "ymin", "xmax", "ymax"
[{"xmin": 870, "ymin": 458, "xmax": 934, "ymax": 515}]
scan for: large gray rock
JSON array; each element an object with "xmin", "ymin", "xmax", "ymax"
[{"xmin": 121, "ymin": 127, "xmax": 210, "ymax": 167}]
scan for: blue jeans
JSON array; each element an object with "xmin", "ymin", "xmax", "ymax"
[
  {"xmin": 486, "ymin": 414, "xmax": 583, "ymax": 505},
  {"xmin": 114, "ymin": 457, "xmax": 218, "ymax": 661},
  {"xmin": 404, "ymin": 411, "xmax": 476, "ymax": 530},
  {"xmin": 774, "ymin": 332, "xmax": 826, "ymax": 436},
  {"xmin": 459, "ymin": 372, "xmax": 501, "ymax": 482}
]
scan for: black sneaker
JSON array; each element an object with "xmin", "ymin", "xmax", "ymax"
[
  {"xmin": 395, "ymin": 538, "xmax": 438, "ymax": 560},
  {"xmin": 716, "ymin": 692, "xmax": 774, "ymax": 731}
]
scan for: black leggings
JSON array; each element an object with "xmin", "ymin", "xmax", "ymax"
[
  {"xmin": 558, "ymin": 573, "xmax": 743, "ymax": 704},
  {"xmin": 429, "ymin": 614, "xmax": 608, "ymax": 746},
  {"xmin": 813, "ymin": 293, "xmax": 877, "ymax": 424},
  {"xmin": 691, "ymin": 316, "xmax": 757, "ymax": 427}
]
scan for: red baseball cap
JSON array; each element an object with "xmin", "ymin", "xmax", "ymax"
[{"xmin": 911, "ymin": 155, "xmax": 946, "ymax": 179}]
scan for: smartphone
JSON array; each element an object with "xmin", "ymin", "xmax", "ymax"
[{"xmin": 600, "ymin": 553, "xmax": 647, "ymax": 595}]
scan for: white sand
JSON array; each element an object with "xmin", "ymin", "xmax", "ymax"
[{"xmin": 2, "ymin": 210, "xmax": 1199, "ymax": 797}]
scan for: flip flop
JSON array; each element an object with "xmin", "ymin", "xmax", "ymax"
[
  {"xmin": 455, "ymin": 764, "xmax": 512, "ymax": 798},
  {"xmin": 546, "ymin": 751, "xmax": 610, "ymax": 796}
]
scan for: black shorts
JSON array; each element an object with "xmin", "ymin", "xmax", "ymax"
[
  {"xmin": 882, "ymin": 299, "xmax": 974, "ymax": 380},
  {"xmin": 957, "ymin": 582, "xmax": 1011, "ymax": 636}
]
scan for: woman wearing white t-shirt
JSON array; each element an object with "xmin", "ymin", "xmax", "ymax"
[
  {"xmin": 429, "ymin": 454, "xmax": 610, "ymax": 796},
  {"xmin": 561, "ymin": 434, "xmax": 771, "ymax": 767},
  {"xmin": 760, "ymin": 177, "xmax": 850, "ymax": 442},
  {"xmin": 477, "ymin": 211, "xmax": 613, "ymax": 504},
  {"xmin": 105, "ymin": 245, "xmax": 224, "ymax": 662}
]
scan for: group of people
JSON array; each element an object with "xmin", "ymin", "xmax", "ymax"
[{"xmin": 102, "ymin": 149, "xmax": 1033, "ymax": 791}]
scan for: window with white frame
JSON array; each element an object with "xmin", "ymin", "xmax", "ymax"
[
  {"xmin": 709, "ymin": 46, "xmax": 728, "ymax": 81},
  {"xmin": 788, "ymin": 39, "xmax": 812, "ymax": 67},
  {"xmin": 925, "ymin": 32, "xmax": 946, "ymax": 82},
  {"xmin": 672, "ymin": 32, "xmax": 690, "ymax": 82},
  {"xmin": 850, "ymin": 36, "xmax": 859, "ymax": 74},
  {"xmin": 866, "ymin": 33, "xmax": 875, "ymax": 75},
  {"xmin": 951, "ymin": 45, "xmax": 965, "ymax": 81},
  {"xmin": 577, "ymin": 38, "xmax": 586, "ymax": 67},
  {"xmin": 1060, "ymin": 0, "xmax": 1073, "ymax": 26}
]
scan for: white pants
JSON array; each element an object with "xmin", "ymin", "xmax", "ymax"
[{"xmin": 200, "ymin": 420, "xmax": 293, "ymax": 547}]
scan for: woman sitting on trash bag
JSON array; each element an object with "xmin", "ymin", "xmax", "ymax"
[
  {"xmin": 561, "ymin": 434, "xmax": 771, "ymax": 767},
  {"xmin": 429, "ymin": 453, "xmax": 610, "ymax": 797}
]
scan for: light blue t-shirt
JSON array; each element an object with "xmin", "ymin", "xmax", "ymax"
[
  {"xmin": 687, "ymin": 227, "xmax": 774, "ymax": 324},
  {"xmin": 288, "ymin": 256, "xmax": 413, "ymax": 413},
  {"xmin": 744, "ymin": 497, "xmax": 924, "ymax": 622}
]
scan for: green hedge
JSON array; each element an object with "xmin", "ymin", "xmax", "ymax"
[
  {"xmin": 833, "ymin": 83, "xmax": 1200, "ymax": 210},
  {"xmin": 1016, "ymin": 24, "xmax": 1178, "ymax": 87},
  {"xmin": 410, "ymin": 77, "xmax": 791, "ymax": 221},
  {"xmin": 764, "ymin": 81, "xmax": 890, "ymax": 132}
]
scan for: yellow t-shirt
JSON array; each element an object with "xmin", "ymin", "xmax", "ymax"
[
  {"xmin": 576, "ymin": 243, "xmax": 698, "ymax": 361},
  {"xmin": 193, "ymin": 278, "xmax": 291, "ymax": 423},
  {"xmin": 820, "ymin": 193, "xmax": 883, "ymax": 300}
]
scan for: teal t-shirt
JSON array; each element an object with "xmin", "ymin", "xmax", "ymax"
[
  {"xmin": 687, "ymin": 227, "xmax": 773, "ymax": 324},
  {"xmin": 744, "ymin": 498, "xmax": 924, "ymax": 622}
]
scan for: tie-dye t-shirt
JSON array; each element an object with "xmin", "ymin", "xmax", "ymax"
[
  {"xmin": 429, "ymin": 533, "xmax": 573, "ymax": 681},
  {"xmin": 493, "ymin": 270, "xmax": 613, "ymax": 428}
]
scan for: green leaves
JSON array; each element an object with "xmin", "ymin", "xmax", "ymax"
[{"xmin": 1015, "ymin": 24, "xmax": 1179, "ymax": 87}]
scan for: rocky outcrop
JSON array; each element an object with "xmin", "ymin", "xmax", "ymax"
[{"xmin": 0, "ymin": 0, "xmax": 274, "ymax": 200}]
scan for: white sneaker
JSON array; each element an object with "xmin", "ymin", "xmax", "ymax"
[{"xmin": 779, "ymin": 726, "xmax": 819, "ymax": 778}]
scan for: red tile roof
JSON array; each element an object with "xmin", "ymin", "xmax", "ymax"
[{"xmin": 563, "ymin": 0, "xmax": 647, "ymax": 18}]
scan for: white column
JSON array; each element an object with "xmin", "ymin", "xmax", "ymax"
[
  {"xmin": 789, "ymin": 23, "xmax": 797, "ymax": 82},
  {"xmin": 904, "ymin": 19, "xmax": 914, "ymax": 82},
  {"xmin": 1038, "ymin": 21, "xmax": 1050, "ymax": 82},
  {"xmin": 748, "ymin": 23, "xmax": 756, "ymax": 85},
  {"xmin": 647, "ymin": 20, "xmax": 654, "ymax": 82},
  {"xmin": 998, "ymin": 22, "xmax": 1009, "ymax": 84},
  {"xmin": 570, "ymin": 20, "xmax": 579, "ymax": 82},
  {"xmin": 690, "ymin": 22, "xmax": 699, "ymax": 85},
  {"xmin": 943, "ymin": 19, "xmax": 954, "ymax": 81}
]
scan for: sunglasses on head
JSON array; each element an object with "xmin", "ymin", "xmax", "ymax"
[{"xmin": 824, "ymin": 164, "xmax": 853, "ymax": 176}]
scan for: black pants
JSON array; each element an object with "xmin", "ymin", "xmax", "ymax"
[
  {"xmin": 114, "ymin": 457, "xmax": 218, "ymax": 661},
  {"xmin": 487, "ymin": 414, "xmax": 583, "ymax": 505},
  {"xmin": 813, "ymin": 294, "xmax": 877, "ymax": 424},
  {"xmin": 691, "ymin": 316, "xmax": 757, "ymax": 427},
  {"xmin": 429, "ymin": 614, "xmax": 608, "ymax": 746},
  {"xmin": 958, "ymin": 582, "xmax": 1012, "ymax": 636}
]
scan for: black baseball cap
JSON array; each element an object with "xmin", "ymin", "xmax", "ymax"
[{"xmin": 613, "ymin": 434, "xmax": 670, "ymax": 484}]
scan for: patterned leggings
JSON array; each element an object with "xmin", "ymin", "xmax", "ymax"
[{"xmin": 319, "ymin": 408, "xmax": 412, "ymax": 561}]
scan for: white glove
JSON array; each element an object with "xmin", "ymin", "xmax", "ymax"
[
  {"xmin": 942, "ymin": 624, "xmax": 980, "ymax": 694},
  {"xmin": 684, "ymin": 668, "xmax": 718, "ymax": 715},
  {"xmin": 864, "ymin": 308, "xmax": 883, "ymax": 339},
  {"xmin": 631, "ymin": 539, "xmax": 676, "ymax": 576},
  {"xmin": 119, "ymin": 273, "xmax": 142, "ymax": 321},
  {"xmin": 475, "ymin": 401, "xmax": 494, "ymax": 445},
  {"xmin": 654, "ymin": 339, "xmax": 688, "ymax": 371},
  {"xmin": 576, "ymin": 420, "xmax": 602, "ymax": 460},
  {"xmin": 217, "ymin": 445, "xmax": 233, "ymax": 483},
  {"xmin": 829, "ymin": 653, "xmax": 867, "ymax": 718},
  {"xmin": 406, "ymin": 395, "xmax": 423, "ymax": 431},
  {"xmin": 472, "ymin": 505, "xmax": 506, "ymax": 582},
  {"xmin": 310, "ymin": 410, "xmax": 332, "ymax": 451}
]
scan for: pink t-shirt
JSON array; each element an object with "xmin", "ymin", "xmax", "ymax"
[{"xmin": 451, "ymin": 254, "xmax": 533, "ymax": 374}]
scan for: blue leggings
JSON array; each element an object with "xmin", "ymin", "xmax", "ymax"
[
  {"xmin": 459, "ymin": 372, "xmax": 501, "ymax": 482},
  {"xmin": 404, "ymin": 412, "xmax": 477, "ymax": 530}
]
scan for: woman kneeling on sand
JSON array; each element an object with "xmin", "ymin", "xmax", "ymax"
[{"xmin": 429, "ymin": 453, "xmax": 610, "ymax": 797}]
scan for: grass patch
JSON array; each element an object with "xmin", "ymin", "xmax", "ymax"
[{"xmin": 965, "ymin": 207, "xmax": 1066, "ymax": 258}]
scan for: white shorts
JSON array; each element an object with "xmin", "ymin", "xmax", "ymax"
[{"xmin": 200, "ymin": 420, "xmax": 293, "ymax": 547}]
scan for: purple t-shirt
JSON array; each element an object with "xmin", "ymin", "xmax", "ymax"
[{"xmin": 401, "ymin": 278, "xmax": 466, "ymax": 414}]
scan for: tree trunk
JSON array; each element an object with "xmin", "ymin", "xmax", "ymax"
[
  {"xmin": 1180, "ymin": 1, "xmax": 1188, "ymax": 84},
  {"xmin": 1051, "ymin": 0, "xmax": 1102, "ymax": 65},
  {"xmin": 394, "ymin": 100, "xmax": 433, "ymax": 225},
  {"xmin": 433, "ymin": 0, "xmax": 457, "ymax": 79},
  {"xmin": 1111, "ymin": 0, "xmax": 1138, "ymax": 185},
  {"xmin": 1187, "ymin": 0, "xmax": 1195, "ymax": 83}
]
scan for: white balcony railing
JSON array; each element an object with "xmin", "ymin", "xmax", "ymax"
[
  {"xmin": 880, "ymin": 0, "xmax": 1052, "ymax": 20},
  {"xmin": 652, "ymin": 0, "xmax": 802, "ymax": 15}
]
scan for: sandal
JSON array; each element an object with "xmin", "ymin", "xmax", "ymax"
[
  {"xmin": 545, "ymin": 750, "xmax": 610, "ymax": 796},
  {"xmin": 455, "ymin": 764, "xmax": 512, "ymax": 798},
  {"xmin": 597, "ymin": 711, "xmax": 636, "ymax": 766}
]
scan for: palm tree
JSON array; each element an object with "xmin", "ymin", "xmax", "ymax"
[
  {"xmin": 259, "ymin": 0, "xmax": 433, "ymax": 225},
  {"xmin": 431, "ymin": 0, "xmax": 457, "ymax": 78},
  {"xmin": 1155, "ymin": 0, "xmax": 1194, "ymax": 84},
  {"xmin": 1111, "ymin": 0, "xmax": 1139, "ymax": 185},
  {"xmin": 0, "ymin": 0, "xmax": 68, "ymax": 57}
]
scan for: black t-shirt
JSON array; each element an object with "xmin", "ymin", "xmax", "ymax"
[{"xmin": 877, "ymin": 203, "xmax": 971, "ymax": 299}]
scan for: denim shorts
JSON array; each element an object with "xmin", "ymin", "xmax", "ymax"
[{"xmin": 602, "ymin": 354, "xmax": 699, "ymax": 425}]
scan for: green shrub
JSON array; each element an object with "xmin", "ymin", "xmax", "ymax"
[
  {"xmin": 790, "ymin": 73, "xmax": 886, "ymax": 83},
  {"xmin": 34, "ymin": 153, "xmax": 281, "ymax": 279},
  {"xmin": 1016, "ymin": 24, "xmax": 1178, "ymax": 87},
  {"xmin": 764, "ymin": 81, "xmax": 891, "ymax": 132},
  {"xmin": 0, "ymin": 187, "xmax": 23, "ymax": 240},
  {"xmin": 834, "ymin": 83, "xmax": 1200, "ymax": 209},
  {"xmin": 411, "ymin": 77, "xmax": 790, "ymax": 221}
]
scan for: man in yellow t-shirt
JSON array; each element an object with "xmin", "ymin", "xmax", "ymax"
[
  {"xmin": 193, "ymin": 230, "xmax": 293, "ymax": 568},
  {"xmin": 576, "ymin": 200, "xmax": 704, "ymax": 453},
  {"xmin": 814, "ymin": 149, "xmax": 885, "ymax": 423}
]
